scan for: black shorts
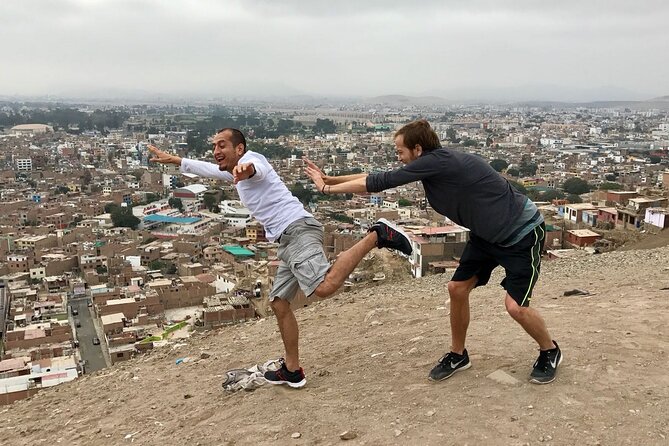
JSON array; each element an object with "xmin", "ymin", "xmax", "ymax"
[{"xmin": 451, "ymin": 223, "xmax": 545, "ymax": 307}]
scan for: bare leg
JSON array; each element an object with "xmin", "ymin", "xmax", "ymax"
[
  {"xmin": 447, "ymin": 276, "xmax": 478, "ymax": 354},
  {"xmin": 270, "ymin": 298, "xmax": 300, "ymax": 371},
  {"xmin": 313, "ymin": 232, "xmax": 378, "ymax": 297},
  {"xmin": 504, "ymin": 294, "xmax": 554, "ymax": 350}
]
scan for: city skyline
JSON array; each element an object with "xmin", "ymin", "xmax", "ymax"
[{"xmin": 1, "ymin": 0, "xmax": 667, "ymax": 102}]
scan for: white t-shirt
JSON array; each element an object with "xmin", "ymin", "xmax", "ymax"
[{"xmin": 180, "ymin": 151, "xmax": 312, "ymax": 241}]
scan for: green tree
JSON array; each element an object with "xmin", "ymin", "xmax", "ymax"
[
  {"xmin": 518, "ymin": 162, "xmax": 538, "ymax": 177},
  {"xmin": 110, "ymin": 206, "xmax": 140, "ymax": 230},
  {"xmin": 144, "ymin": 193, "xmax": 159, "ymax": 204},
  {"xmin": 203, "ymin": 193, "xmax": 219, "ymax": 212},
  {"xmin": 446, "ymin": 128, "xmax": 459, "ymax": 143},
  {"xmin": 490, "ymin": 159, "xmax": 509, "ymax": 172},
  {"xmin": 507, "ymin": 168, "xmax": 520, "ymax": 177},
  {"xmin": 567, "ymin": 194, "xmax": 583, "ymax": 204},
  {"xmin": 598, "ymin": 182, "xmax": 623, "ymax": 191},
  {"xmin": 648, "ymin": 155, "xmax": 661, "ymax": 164},
  {"xmin": 55, "ymin": 185, "xmax": 70, "ymax": 195},
  {"xmin": 398, "ymin": 198, "xmax": 412, "ymax": 207},
  {"xmin": 542, "ymin": 189, "xmax": 565, "ymax": 201},
  {"xmin": 331, "ymin": 213, "xmax": 354, "ymax": 223},
  {"xmin": 95, "ymin": 265, "xmax": 108, "ymax": 275},
  {"xmin": 169, "ymin": 197, "xmax": 184, "ymax": 211},
  {"xmin": 149, "ymin": 260, "xmax": 166, "ymax": 271},
  {"xmin": 562, "ymin": 177, "xmax": 591, "ymax": 195},
  {"xmin": 81, "ymin": 169, "xmax": 92, "ymax": 186},
  {"xmin": 313, "ymin": 118, "xmax": 336, "ymax": 134},
  {"xmin": 508, "ymin": 180, "xmax": 528, "ymax": 195},
  {"xmin": 290, "ymin": 183, "xmax": 313, "ymax": 205}
]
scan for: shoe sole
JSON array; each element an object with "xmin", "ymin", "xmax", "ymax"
[
  {"xmin": 266, "ymin": 378, "xmax": 307, "ymax": 389},
  {"xmin": 529, "ymin": 353, "xmax": 563, "ymax": 385},
  {"xmin": 376, "ymin": 218, "xmax": 412, "ymax": 255},
  {"xmin": 428, "ymin": 362, "xmax": 472, "ymax": 382}
]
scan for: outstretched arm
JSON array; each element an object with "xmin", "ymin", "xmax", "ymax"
[
  {"xmin": 149, "ymin": 144, "xmax": 233, "ymax": 181},
  {"xmin": 303, "ymin": 157, "xmax": 367, "ymax": 185},
  {"xmin": 306, "ymin": 165, "xmax": 369, "ymax": 195},
  {"xmin": 148, "ymin": 145, "xmax": 182, "ymax": 166}
]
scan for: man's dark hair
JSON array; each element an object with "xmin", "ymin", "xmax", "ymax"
[
  {"xmin": 395, "ymin": 119, "xmax": 442, "ymax": 152},
  {"xmin": 216, "ymin": 128, "xmax": 247, "ymax": 152}
]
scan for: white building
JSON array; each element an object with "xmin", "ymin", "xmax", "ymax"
[
  {"xmin": 0, "ymin": 356, "xmax": 79, "ymax": 403},
  {"xmin": 645, "ymin": 208, "xmax": 669, "ymax": 229},
  {"xmin": 16, "ymin": 159, "xmax": 33, "ymax": 172},
  {"xmin": 220, "ymin": 200, "xmax": 252, "ymax": 228}
]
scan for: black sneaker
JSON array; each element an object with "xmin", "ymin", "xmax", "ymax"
[
  {"xmin": 428, "ymin": 349, "xmax": 471, "ymax": 381},
  {"xmin": 369, "ymin": 218, "xmax": 412, "ymax": 255},
  {"xmin": 264, "ymin": 363, "xmax": 307, "ymax": 388},
  {"xmin": 530, "ymin": 341, "xmax": 562, "ymax": 384}
]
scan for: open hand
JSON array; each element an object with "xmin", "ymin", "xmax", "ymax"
[
  {"xmin": 303, "ymin": 157, "xmax": 327, "ymax": 183},
  {"xmin": 232, "ymin": 162, "xmax": 256, "ymax": 183},
  {"xmin": 305, "ymin": 164, "xmax": 326, "ymax": 192},
  {"xmin": 148, "ymin": 145, "xmax": 179, "ymax": 165}
]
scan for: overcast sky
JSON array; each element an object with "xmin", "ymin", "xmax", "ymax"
[{"xmin": 1, "ymin": 0, "xmax": 667, "ymax": 102}]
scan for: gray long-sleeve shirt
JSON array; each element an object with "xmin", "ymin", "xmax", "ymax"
[{"xmin": 366, "ymin": 148, "xmax": 527, "ymax": 244}]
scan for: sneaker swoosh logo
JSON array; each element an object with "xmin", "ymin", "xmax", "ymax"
[
  {"xmin": 550, "ymin": 356, "xmax": 558, "ymax": 369},
  {"xmin": 450, "ymin": 359, "xmax": 464, "ymax": 368}
]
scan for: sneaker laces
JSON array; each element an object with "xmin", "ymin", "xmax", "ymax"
[{"xmin": 439, "ymin": 351, "xmax": 460, "ymax": 364}]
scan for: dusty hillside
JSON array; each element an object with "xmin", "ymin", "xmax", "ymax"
[
  {"xmin": 3, "ymin": 248, "xmax": 669, "ymax": 446},
  {"xmin": 620, "ymin": 228, "xmax": 669, "ymax": 251}
]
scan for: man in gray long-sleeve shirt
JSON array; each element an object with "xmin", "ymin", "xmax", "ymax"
[{"xmin": 305, "ymin": 119, "xmax": 562, "ymax": 385}]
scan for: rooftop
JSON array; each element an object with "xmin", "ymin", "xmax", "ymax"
[
  {"xmin": 144, "ymin": 215, "xmax": 202, "ymax": 224},
  {"xmin": 222, "ymin": 245, "xmax": 255, "ymax": 257}
]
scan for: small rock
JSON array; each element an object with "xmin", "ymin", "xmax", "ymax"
[
  {"xmin": 184, "ymin": 394, "xmax": 193, "ymax": 399},
  {"xmin": 394, "ymin": 429, "xmax": 402, "ymax": 437},
  {"xmin": 340, "ymin": 430, "xmax": 357, "ymax": 440},
  {"xmin": 486, "ymin": 370, "xmax": 520, "ymax": 386},
  {"xmin": 291, "ymin": 432, "xmax": 301, "ymax": 439},
  {"xmin": 200, "ymin": 352, "xmax": 212, "ymax": 359},
  {"xmin": 426, "ymin": 410, "xmax": 435, "ymax": 417}
]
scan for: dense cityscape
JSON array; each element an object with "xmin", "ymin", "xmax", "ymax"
[{"xmin": 0, "ymin": 97, "xmax": 668, "ymax": 404}]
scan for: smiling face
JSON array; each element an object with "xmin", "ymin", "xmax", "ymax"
[
  {"xmin": 394, "ymin": 134, "xmax": 422, "ymax": 164},
  {"xmin": 212, "ymin": 130, "xmax": 245, "ymax": 173}
]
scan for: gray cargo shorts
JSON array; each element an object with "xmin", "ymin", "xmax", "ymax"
[{"xmin": 269, "ymin": 217, "xmax": 331, "ymax": 301}]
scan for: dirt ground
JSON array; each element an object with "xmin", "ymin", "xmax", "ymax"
[{"xmin": 2, "ymin": 247, "xmax": 668, "ymax": 446}]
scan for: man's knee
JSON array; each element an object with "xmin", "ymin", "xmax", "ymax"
[
  {"xmin": 313, "ymin": 280, "xmax": 335, "ymax": 298},
  {"xmin": 448, "ymin": 278, "xmax": 475, "ymax": 299},
  {"xmin": 270, "ymin": 298, "xmax": 291, "ymax": 316},
  {"xmin": 505, "ymin": 296, "xmax": 527, "ymax": 320}
]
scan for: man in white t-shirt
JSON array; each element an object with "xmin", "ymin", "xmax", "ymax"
[{"xmin": 149, "ymin": 128, "xmax": 412, "ymax": 388}]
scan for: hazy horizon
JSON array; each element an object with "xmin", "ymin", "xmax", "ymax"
[{"xmin": 1, "ymin": 0, "xmax": 667, "ymax": 102}]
